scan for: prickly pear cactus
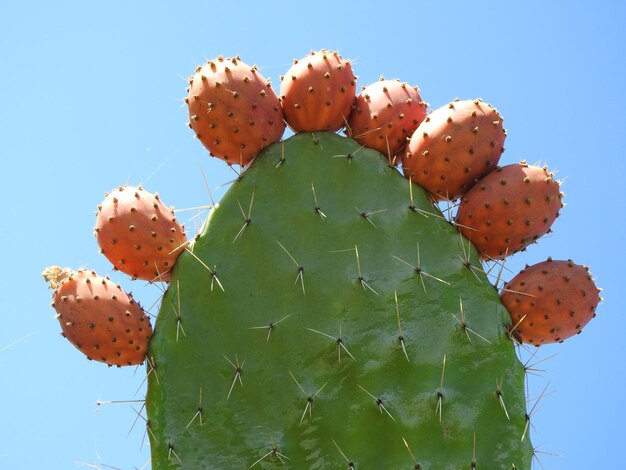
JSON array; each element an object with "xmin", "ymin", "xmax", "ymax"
[
  {"xmin": 145, "ymin": 132, "xmax": 533, "ymax": 468},
  {"xmin": 44, "ymin": 50, "xmax": 602, "ymax": 469}
]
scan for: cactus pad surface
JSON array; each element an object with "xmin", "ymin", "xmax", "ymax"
[{"xmin": 146, "ymin": 132, "xmax": 533, "ymax": 468}]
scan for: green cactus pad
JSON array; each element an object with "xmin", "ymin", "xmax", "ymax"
[{"xmin": 146, "ymin": 132, "xmax": 533, "ymax": 468}]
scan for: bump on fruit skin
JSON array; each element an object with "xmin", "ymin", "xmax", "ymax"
[
  {"xmin": 502, "ymin": 259, "xmax": 601, "ymax": 345},
  {"xmin": 45, "ymin": 267, "xmax": 152, "ymax": 366},
  {"xmin": 94, "ymin": 185, "xmax": 187, "ymax": 282},
  {"xmin": 403, "ymin": 98, "xmax": 505, "ymax": 200},
  {"xmin": 187, "ymin": 56, "xmax": 285, "ymax": 166},
  {"xmin": 455, "ymin": 162, "xmax": 563, "ymax": 260},
  {"xmin": 279, "ymin": 49, "xmax": 356, "ymax": 132},
  {"xmin": 347, "ymin": 78, "xmax": 427, "ymax": 164}
]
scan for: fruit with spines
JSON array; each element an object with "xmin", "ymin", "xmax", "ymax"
[
  {"xmin": 455, "ymin": 162, "xmax": 563, "ymax": 260},
  {"xmin": 279, "ymin": 49, "xmax": 356, "ymax": 132},
  {"xmin": 43, "ymin": 266, "xmax": 152, "ymax": 366},
  {"xmin": 403, "ymin": 98, "xmax": 506, "ymax": 200},
  {"xmin": 347, "ymin": 78, "xmax": 427, "ymax": 164},
  {"xmin": 501, "ymin": 259, "xmax": 601, "ymax": 345},
  {"xmin": 94, "ymin": 185, "xmax": 187, "ymax": 282},
  {"xmin": 187, "ymin": 55, "xmax": 285, "ymax": 166}
]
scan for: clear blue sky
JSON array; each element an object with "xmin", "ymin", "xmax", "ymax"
[{"xmin": 1, "ymin": 1, "xmax": 624, "ymax": 468}]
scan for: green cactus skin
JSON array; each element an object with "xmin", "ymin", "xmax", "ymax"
[{"xmin": 146, "ymin": 132, "xmax": 533, "ymax": 468}]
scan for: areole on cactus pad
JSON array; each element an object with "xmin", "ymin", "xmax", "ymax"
[{"xmin": 43, "ymin": 48, "xmax": 602, "ymax": 469}]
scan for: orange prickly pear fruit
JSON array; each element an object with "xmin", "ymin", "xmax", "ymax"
[
  {"xmin": 94, "ymin": 185, "xmax": 187, "ymax": 282},
  {"xmin": 403, "ymin": 98, "xmax": 505, "ymax": 200},
  {"xmin": 187, "ymin": 55, "xmax": 285, "ymax": 166},
  {"xmin": 347, "ymin": 78, "xmax": 427, "ymax": 164},
  {"xmin": 43, "ymin": 266, "xmax": 152, "ymax": 366},
  {"xmin": 455, "ymin": 162, "xmax": 563, "ymax": 260},
  {"xmin": 279, "ymin": 49, "xmax": 356, "ymax": 132},
  {"xmin": 502, "ymin": 259, "xmax": 601, "ymax": 345}
]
